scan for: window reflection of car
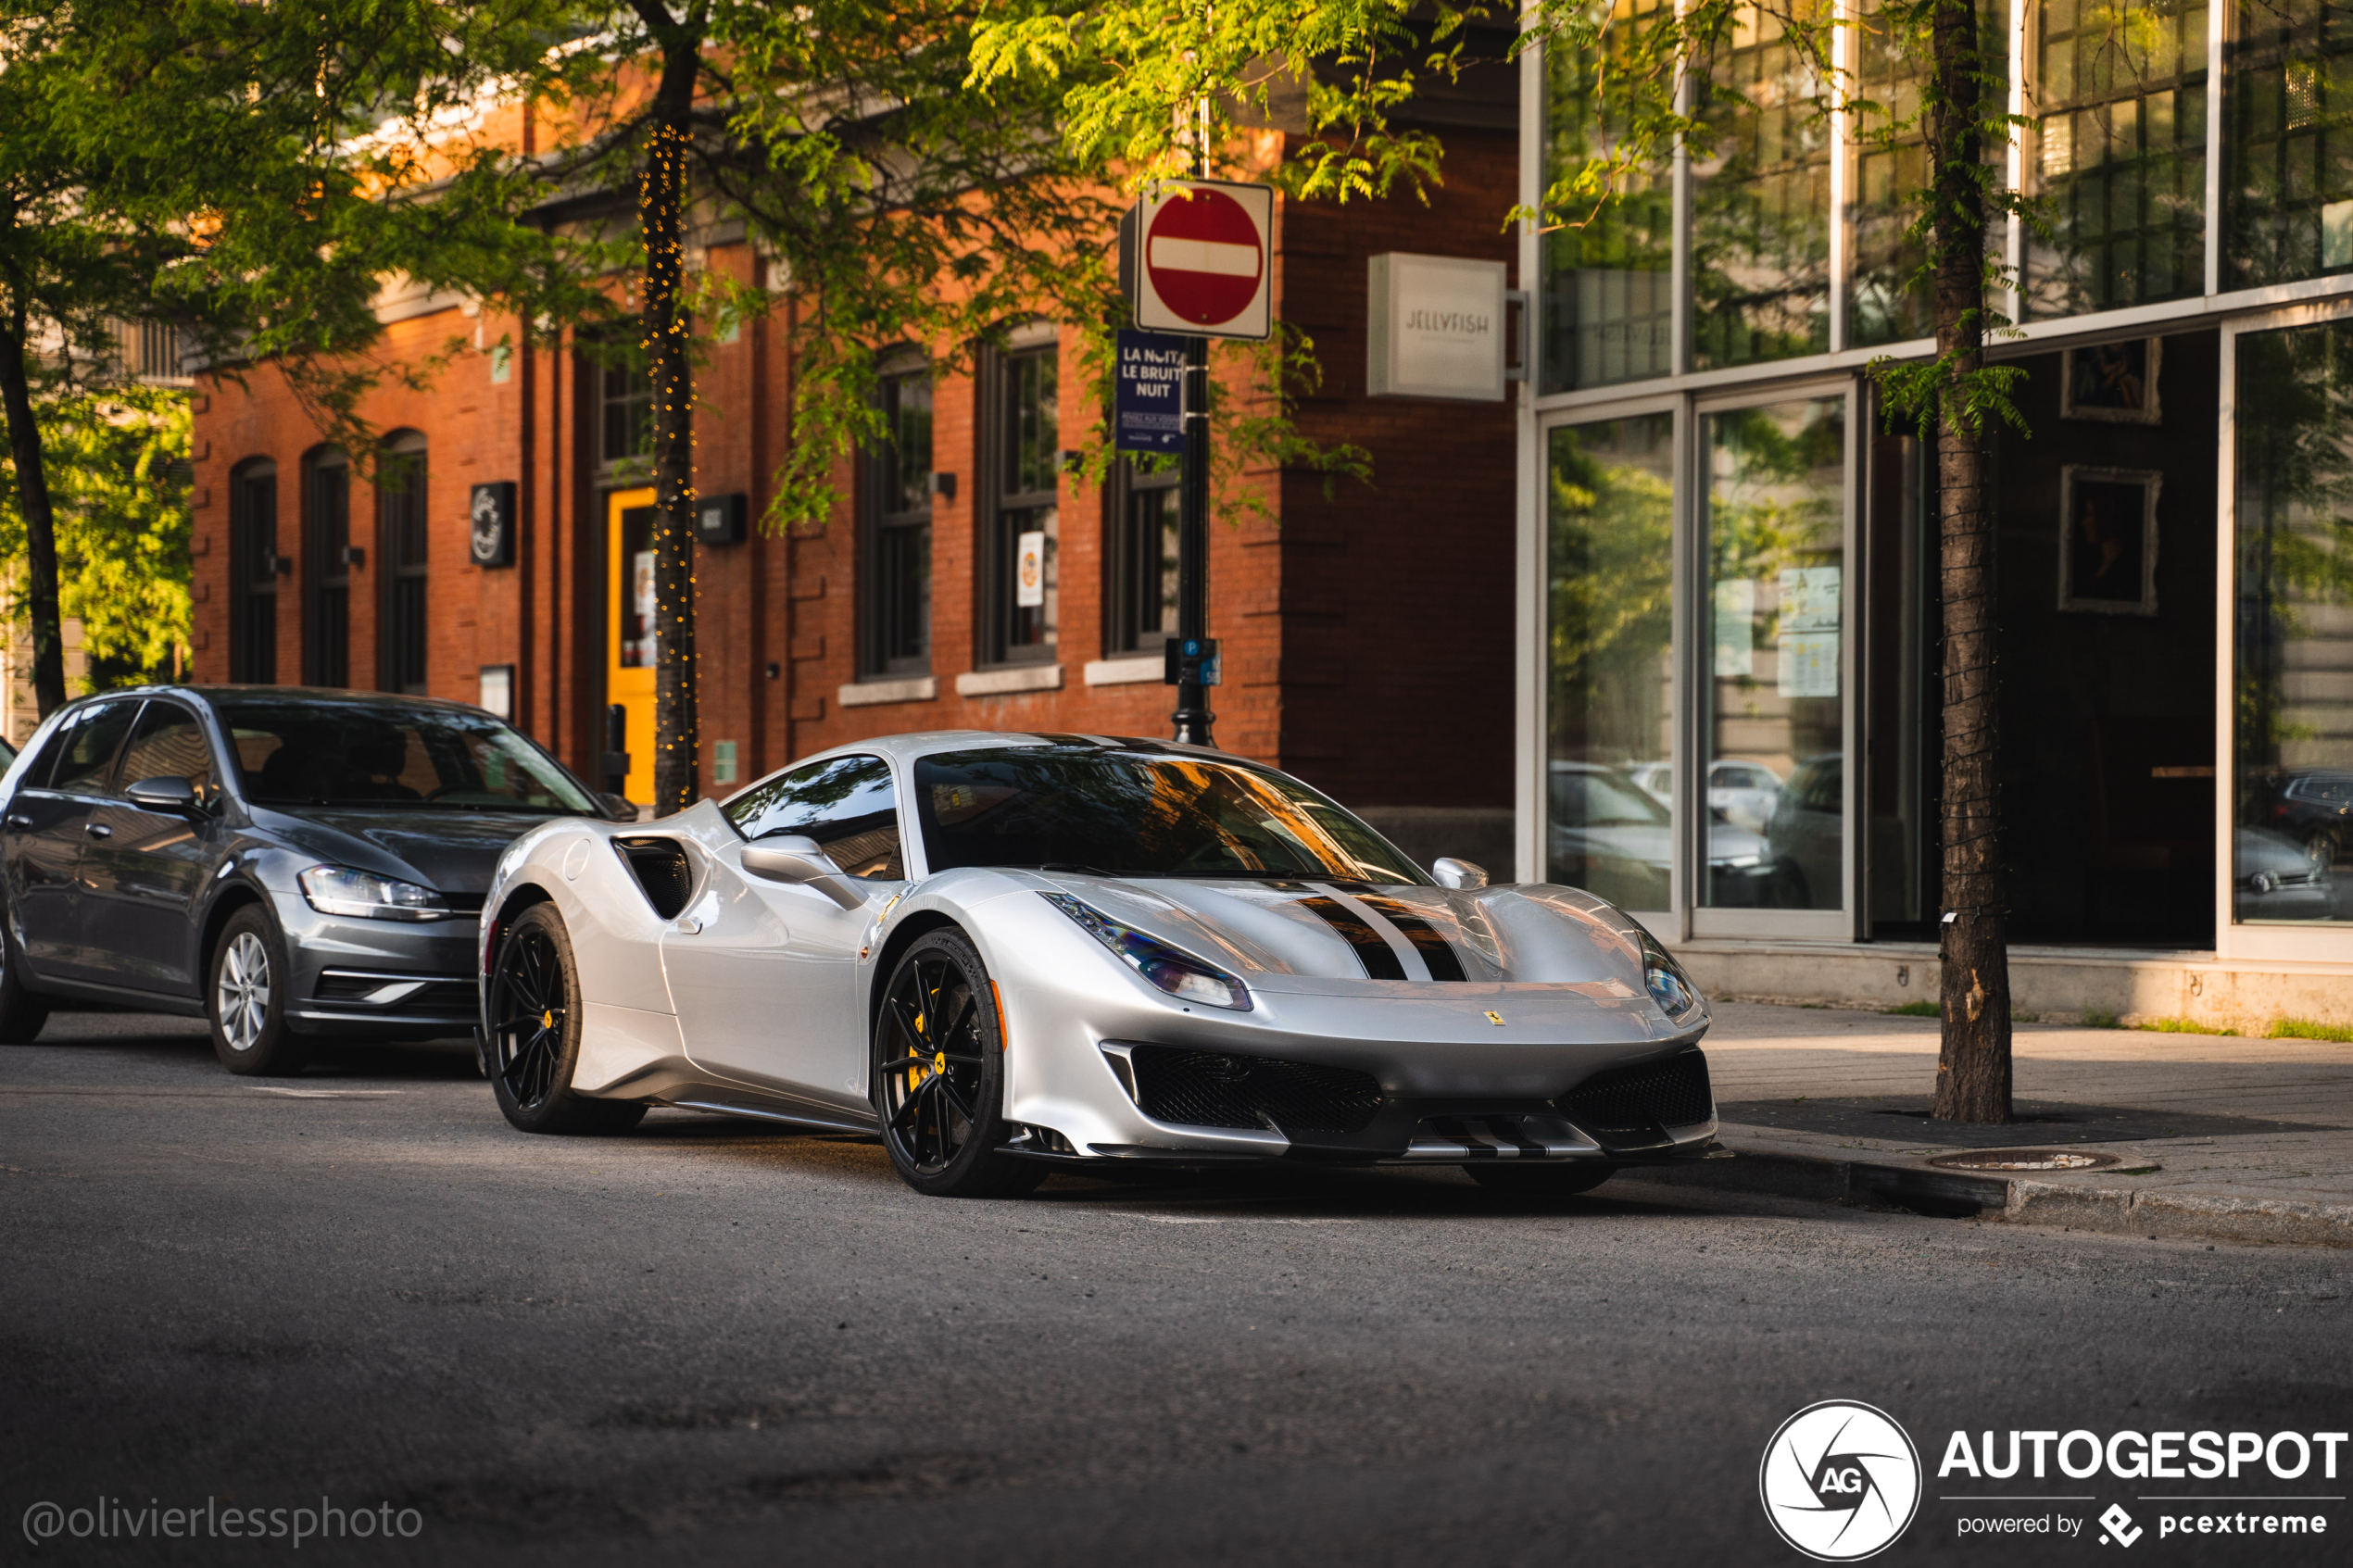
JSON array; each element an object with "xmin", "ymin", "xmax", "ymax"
[
  {"xmin": 1764, "ymin": 755, "xmax": 1842, "ymax": 909},
  {"xmin": 1547, "ymin": 761, "xmax": 1775, "ymax": 909},
  {"xmin": 1623, "ymin": 759, "xmax": 1784, "ymax": 834},
  {"xmin": 2259, "ymin": 771, "xmax": 2353, "ymax": 867},
  {"xmin": 2234, "ymin": 825, "xmax": 2335, "ymax": 921}
]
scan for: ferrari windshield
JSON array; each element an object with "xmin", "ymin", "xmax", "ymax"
[
  {"xmin": 218, "ymin": 699, "xmax": 598, "ymax": 813},
  {"xmin": 913, "ymin": 746, "xmax": 1428, "ymax": 884}
]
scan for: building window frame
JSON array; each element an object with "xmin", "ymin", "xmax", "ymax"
[
  {"xmin": 377, "ymin": 431, "xmax": 429, "ymax": 696},
  {"xmin": 977, "ymin": 324, "xmax": 1062, "ymax": 669},
  {"xmin": 229, "ymin": 458, "xmax": 279, "ymax": 684},
  {"xmin": 861, "ymin": 357, "xmax": 934, "ymax": 678},
  {"xmin": 593, "ymin": 348, "xmax": 656, "ymax": 479},
  {"xmin": 1103, "ymin": 457, "xmax": 1181, "ymax": 657},
  {"xmin": 300, "ymin": 446, "xmax": 351, "ymax": 688}
]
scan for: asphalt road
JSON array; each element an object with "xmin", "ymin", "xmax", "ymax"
[{"xmin": 5, "ymin": 1012, "xmax": 2348, "ymax": 1566}]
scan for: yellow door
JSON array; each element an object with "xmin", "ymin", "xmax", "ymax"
[{"xmin": 607, "ymin": 488, "xmax": 658, "ymax": 806}]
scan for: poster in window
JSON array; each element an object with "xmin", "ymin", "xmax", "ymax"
[
  {"xmin": 1776, "ymin": 566, "xmax": 1841, "ymax": 698},
  {"xmin": 2059, "ymin": 338, "xmax": 2161, "ymax": 424},
  {"xmin": 1015, "ymin": 530, "xmax": 1046, "ymax": 608},
  {"xmin": 1713, "ymin": 579, "xmax": 1755, "ymax": 678},
  {"xmin": 2057, "ymin": 466, "xmax": 2160, "ymax": 615}
]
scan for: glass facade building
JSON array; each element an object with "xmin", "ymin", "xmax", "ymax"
[{"xmin": 1519, "ymin": 0, "xmax": 2353, "ymax": 964}]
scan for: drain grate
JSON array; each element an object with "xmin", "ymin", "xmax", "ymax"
[{"xmin": 1927, "ymin": 1148, "xmax": 2125, "ymax": 1173}]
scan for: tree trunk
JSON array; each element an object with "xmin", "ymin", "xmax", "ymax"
[
  {"xmin": 0, "ymin": 306, "xmax": 69, "ymax": 719},
  {"xmin": 642, "ymin": 70, "xmax": 698, "ymax": 816},
  {"xmin": 1927, "ymin": 0, "xmax": 2012, "ymax": 1123}
]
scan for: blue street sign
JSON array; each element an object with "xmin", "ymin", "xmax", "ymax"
[{"xmin": 1115, "ymin": 330, "xmax": 1189, "ymax": 455}]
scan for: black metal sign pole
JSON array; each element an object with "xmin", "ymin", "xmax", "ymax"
[{"xmin": 1171, "ymin": 332, "xmax": 1214, "ymax": 746}]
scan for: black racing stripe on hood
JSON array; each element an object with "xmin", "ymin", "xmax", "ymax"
[
  {"xmin": 1296, "ymin": 896, "xmax": 1407, "ymax": 980},
  {"xmin": 1356, "ymin": 895, "xmax": 1468, "ymax": 982}
]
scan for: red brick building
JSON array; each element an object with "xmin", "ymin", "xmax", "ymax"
[{"xmin": 189, "ymin": 100, "xmax": 1522, "ymax": 867}]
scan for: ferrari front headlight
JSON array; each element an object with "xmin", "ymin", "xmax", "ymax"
[
  {"xmin": 1634, "ymin": 924, "xmax": 1705, "ymax": 1027},
  {"xmin": 1040, "ymin": 893, "xmax": 1252, "ymax": 1011}
]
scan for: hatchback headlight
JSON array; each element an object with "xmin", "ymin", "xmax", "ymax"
[
  {"xmin": 298, "ymin": 865, "xmax": 452, "ymax": 922},
  {"xmin": 1634, "ymin": 925, "xmax": 1705, "ymax": 1026},
  {"xmin": 1041, "ymin": 893, "xmax": 1252, "ymax": 1011}
]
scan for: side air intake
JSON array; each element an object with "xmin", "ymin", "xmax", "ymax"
[
  {"xmin": 615, "ymin": 837, "xmax": 694, "ymax": 920},
  {"xmin": 1556, "ymin": 1048, "xmax": 1714, "ymax": 1150}
]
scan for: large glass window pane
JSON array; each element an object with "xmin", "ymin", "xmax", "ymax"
[
  {"xmin": 989, "ymin": 345, "xmax": 1059, "ymax": 663},
  {"xmin": 2233, "ymin": 320, "xmax": 2353, "ymax": 922},
  {"xmin": 1692, "ymin": 1, "xmax": 1835, "ymax": 369},
  {"xmin": 2023, "ymin": 0, "xmax": 2208, "ymax": 318},
  {"xmin": 2224, "ymin": 0, "xmax": 2353, "ymax": 288},
  {"xmin": 1849, "ymin": 0, "xmax": 2010, "ymax": 347},
  {"xmin": 1545, "ymin": 414, "xmax": 1676, "ymax": 909},
  {"xmin": 1540, "ymin": 0, "xmax": 1675, "ymax": 392},
  {"xmin": 1701, "ymin": 396, "xmax": 1846, "ymax": 909}
]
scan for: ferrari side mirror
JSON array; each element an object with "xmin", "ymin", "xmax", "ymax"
[
  {"xmin": 742, "ymin": 835, "xmax": 865, "ymax": 910},
  {"xmin": 597, "ymin": 792, "xmax": 638, "ymax": 822},
  {"xmin": 1431, "ymin": 858, "xmax": 1489, "ymax": 890}
]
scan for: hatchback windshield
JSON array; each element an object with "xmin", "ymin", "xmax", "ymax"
[
  {"xmin": 217, "ymin": 699, "xmax": 598, "ymax": 813},
  {"xmin": 914, "ymin": 746, "xmax": 1428, "ymax": 884}
]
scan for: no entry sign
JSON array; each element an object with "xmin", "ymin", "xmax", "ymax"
[{"xmin": 1121, "ymin": 181, "xmax": 1274, "ymax": 340}]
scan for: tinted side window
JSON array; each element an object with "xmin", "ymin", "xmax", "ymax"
[
  {"xmin": 724, "ymin": 755, "xmax": 903, "ymax": 878},
  {"xmin": 46, "ymin": 703, "xmax": 140, "ymax": 795},
  {"xmin": 119, "ymin": 703, "xmax": 220, "ymax": 804}
]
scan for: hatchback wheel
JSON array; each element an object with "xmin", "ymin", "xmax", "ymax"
[
  {"xmin": 0, "ymin": 910, "xmax": 50, "ymax": 1045},
  {"xmin": 208, "ymin": 906, "xmax": 306, "ymax": 1075}
]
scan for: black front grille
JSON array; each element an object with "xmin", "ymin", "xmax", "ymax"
[
  {"xmin": 1126, "ymin": 1047, "xmax": 1385, "ymax": 1136},
  {"xmin": 1558, "ymin": 1049, "xmax": 1714, "ymax": 1148},
  {"xmin": 313, "ymin": 972, "xmax": 476, "ymax": 1012}
]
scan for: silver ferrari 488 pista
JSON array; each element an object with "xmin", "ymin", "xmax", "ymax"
[{"xmin": 478, "ymin": 731, "xmax": 1717, "ymax": 1197}]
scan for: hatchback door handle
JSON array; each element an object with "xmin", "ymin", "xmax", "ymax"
[
  {"xmin": 4, "ymin": 814, "xmax": 29, "ymax": 830},
  {"xmin": 83, "ymin": 822, "xmax": 111, "ymax": 839}
]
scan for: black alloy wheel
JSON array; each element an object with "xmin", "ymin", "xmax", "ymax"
[
  {"xmin": 873, "ymin": 929, "xmax": 1044, "ymax": 1198},
  {"xmin": 485, "ymin": 903, "xmax": 645, "ymax": 1135}
]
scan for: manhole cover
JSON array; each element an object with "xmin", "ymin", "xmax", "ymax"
[{"xmin": 1927, "ymin": 1148, "xmax": 2124, "ymax": 1172}]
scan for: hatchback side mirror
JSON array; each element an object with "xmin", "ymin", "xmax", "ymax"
[
  {"xmin": 740, "ymin": 834, "xmax": 865, "ymax": 910},
  {"xmin": 126, "ymin": 774, "xmax": 199, "ymax": 813},
  {"xmin": 1431, "ymin": 857, "xmax": 1489, "ymax": 890}
]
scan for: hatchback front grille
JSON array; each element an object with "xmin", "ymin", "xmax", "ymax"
[
  {"xmin": 1557, "ymin": 1049, "xmax": 1714, "ymax": 1148},
  {"xmin": 1125, "ymin": 1046, "xmax": 1385, "ymax": 1136}
]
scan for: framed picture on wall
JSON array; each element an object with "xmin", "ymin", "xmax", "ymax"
[
  {"xmin": 2060, "ymin": 337, "xmax": 2162, "ymax": 423},
  {"xmin": 2057, "ymin": 465, "xmax": 2161, "ymax": 616}
]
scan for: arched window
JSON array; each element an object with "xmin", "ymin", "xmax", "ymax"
[
  {"xmin": 377, "ymin": 432, "xmax": 428, "ymax": 695},
  {"xmin": 229, "ymin": 458, "xmax": 280, "ymax": 683},
  {"xmin": 301, "ymin": 446, "xmax": 350, "ymax": 687}
]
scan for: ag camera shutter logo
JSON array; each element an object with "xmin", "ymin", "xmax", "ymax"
[{"xmin": 1760, "ymin": 1400, "xmax": 1923, "ymax": 1561}]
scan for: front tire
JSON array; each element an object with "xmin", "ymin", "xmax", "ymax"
[
  {"xmin": 1465, "ymin": 1161, "xmax": 1617, "ymax": 1196},
  {"xmin": 209, "ymin": 905, "xmax": 306, "ymax": 1075},
  {"xmin": 873, "ymin": 929, "xmax": 1045, "ymax": 1198},
  {"xmin": 485, "ymin": 903, "xmax": 645, "ymax": 1135},
  {"xmin": 0, "ymin": 907, "xmax": 51, "ymax": 1045}
]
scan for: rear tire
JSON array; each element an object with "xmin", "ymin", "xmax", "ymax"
[
  {"xmin": 873, "ymin": 929, "xmax": 1046, "ymax": 1198},
  {"xmin": 485, "ymin": 903, "xmax": 646, "ymax": 1135},
  {"xmin": 0, "ymin": 909, "xmax": 50, "ymax": 1045},
  {"xmin": 1465, "ymin": 1161, "xmax": 1617, "ymax": 1196},
  {"xmin": 209, "ymin": 905, "xmax": 307, "ymax": 1075}
]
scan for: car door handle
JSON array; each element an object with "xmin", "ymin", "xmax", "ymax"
[
  {"xmin": 84, "ymin": 822, "xmax": 111, "ymax": 839},
  {"xmin": 4, "ymin": 814, "xmax": 29, "ymax": 830}
]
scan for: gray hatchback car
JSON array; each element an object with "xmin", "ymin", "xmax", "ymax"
[{"xmin": 0, "ymin": 686, "xmax": 629, "ymax": 1073}]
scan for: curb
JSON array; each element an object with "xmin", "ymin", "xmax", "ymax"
[{"xmin": 1612, "ymin": 1144, "xmax": 2353, "ymax": 1248}]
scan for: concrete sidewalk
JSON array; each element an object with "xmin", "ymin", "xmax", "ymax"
[{"xmin": 1629, "ymin": 1001, "xmax": 2353, "ymax": 1247}]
